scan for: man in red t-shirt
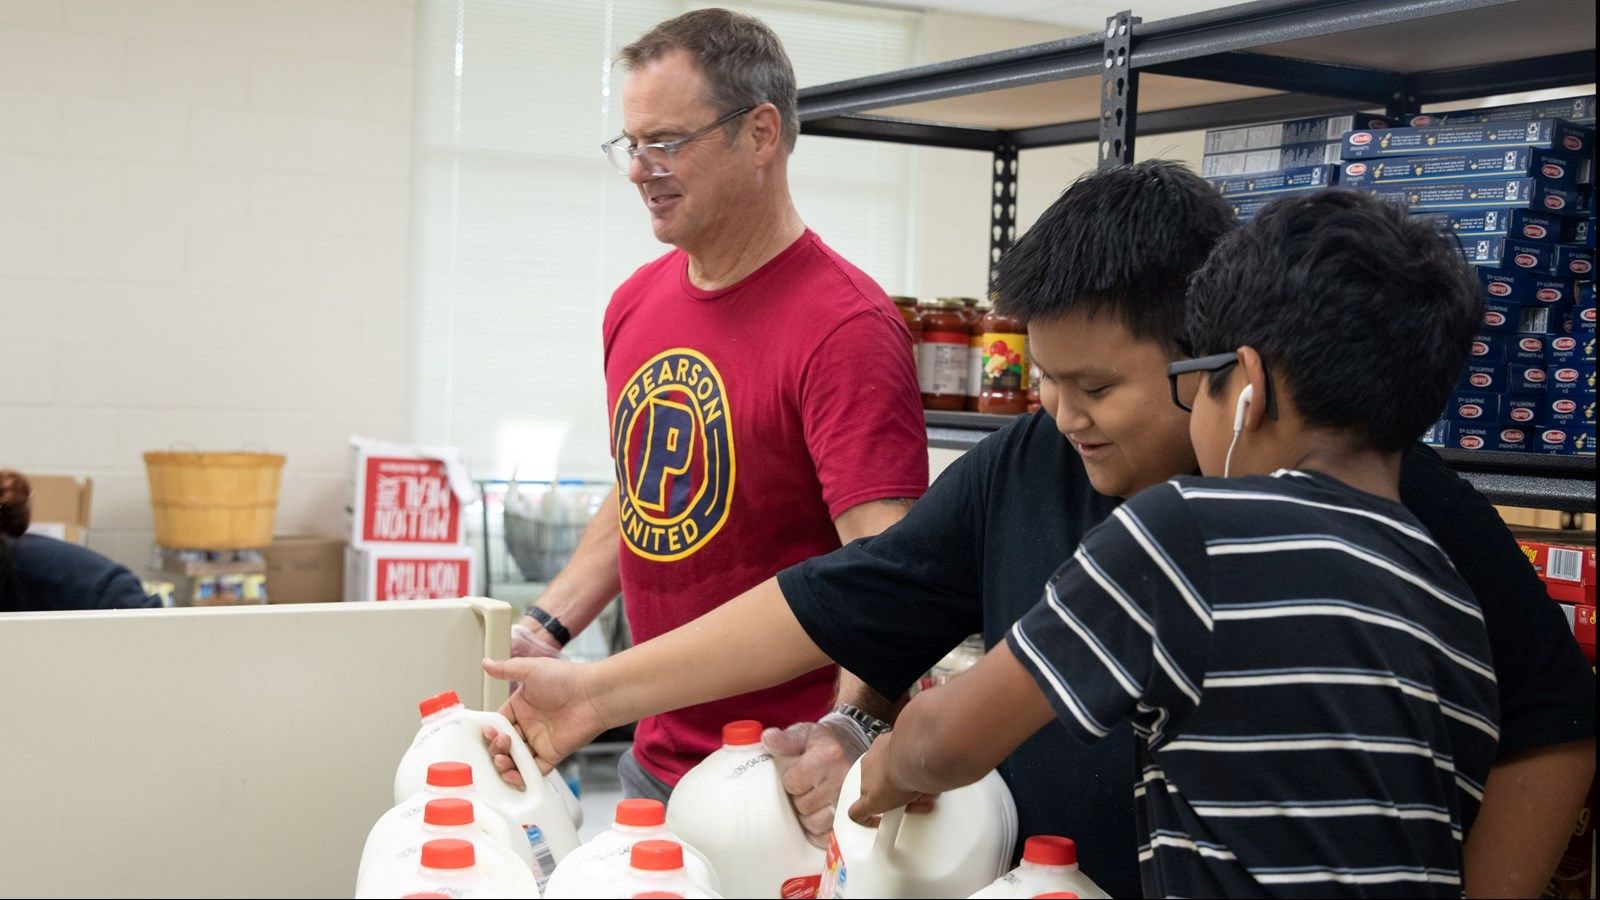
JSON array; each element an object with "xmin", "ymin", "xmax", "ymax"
[{"xmin": 488, "ymin": 9, "xmax": 926, "ymax": 819}]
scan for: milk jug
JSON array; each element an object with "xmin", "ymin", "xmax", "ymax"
[
  {"xmin": 608, "ymin": 840, "xmax": 722, "ymax": 899},
  {"xmin": 364, "ymin": 761, "xmax": 536, "ymax": 877},
  {"xmin": 357, "ymin": 799, "xmax": 541, "ymax": 899},
  {"xmin": 968, "ymin": 836, "xmax": 1108, "ymax": 899},
  {"xmin": 666, "ymin": 720, "xmax": 825, "ymax": 898},
  {"xmin": 820, "ymin": 757, "xmax": 1017, "ymax": 898},
  {"xmin": 380, "ymin": 838, "xmax": 510, "ymax": 899},
  {"xmin": 395, "ymin": 690, "xmax": 582, "ymax": 886},
  {"xmin": 545, "ymin": 799, "xmax": 720, "ymax": 899}
]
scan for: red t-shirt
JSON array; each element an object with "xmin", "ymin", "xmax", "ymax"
[{"xmin": 603, "ymin": 229, "xmax": 928, "ymax": 784}]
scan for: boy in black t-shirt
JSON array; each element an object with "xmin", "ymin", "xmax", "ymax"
[{"xmin": 846, "ymin": 191, "xmax": 1496, "ymax": 898}]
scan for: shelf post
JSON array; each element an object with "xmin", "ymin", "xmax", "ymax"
[
  {"xmin": 1385, "ymin": 75, "xmax": 1419, "ymax": 123},
  {"xmin": 1098, "ymin": 10, "xmax": 1140, "ymax": 169},
  {"xmin": 988, "ymin": 138, "xmax": 1019, "ymax": 289}
]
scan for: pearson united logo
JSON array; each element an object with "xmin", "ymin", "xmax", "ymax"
[{"xmin": 612, "ymin": 349, "xmax": 736, "ymax": 562}]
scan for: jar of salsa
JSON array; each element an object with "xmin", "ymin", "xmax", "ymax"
[
  {"xmin": 978, "ymin": 305, "xmax": 1029, "ymax": 414},
  {"xmin": 962, "ymin": 297, "xmax": 988, "ymax": 411},
  {"xmin": 917, "ymin": 298, "xmax": 969, "ymax": 410},
  {"xmin": 1027, "ymin": 362, "xmax": 1042, "ymax": 413},
  {"xmin": 890, "ymin": 296, "xmax": 922, "ymax": 344}
]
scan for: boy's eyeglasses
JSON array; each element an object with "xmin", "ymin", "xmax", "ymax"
[
  {"xmin": 1167, "ymin": 351, "xmax": 1279, "ymax": 419},
  {"xmin": 601, "ymin": 107, "xmax": 754, "ymax": 177}
]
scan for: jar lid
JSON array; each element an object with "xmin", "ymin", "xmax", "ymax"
[
  {"xmin": 922, "ymin": 297, "xmax": 965, "ymax": 310},
  {"xmin": 889, "ymin": 295, "xmax": 919, "ymax": 306},
  {"xmin": 937, "ymin": 296, "xmax": 979, "ymax": 307}
]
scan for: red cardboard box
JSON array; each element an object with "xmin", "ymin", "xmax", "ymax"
[
  {"xmin": 345, "ymin": 545, "xmax": 476, "ymax": 602},
  {"xmin": 1557, "ymin": 603, "xmax": 1597, "ymax": 663},
  {"xmin": 1514, "ymin": 529, "xmax": 1597, "ymax": 605},
  {"xmin": 349, "ymin": 440, "xmax": 472, "ymax": 549}
]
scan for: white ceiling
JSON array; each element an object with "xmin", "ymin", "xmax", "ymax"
[{"xmin": 868, "ymin": 0, "xmax": 1234, "ymax": 32}]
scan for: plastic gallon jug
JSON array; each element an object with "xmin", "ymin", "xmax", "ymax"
[
  {"xmin": 395, "ymin": 690, "xmax": 582, "ymax": 885},
  {"xmin": 364, "ymin": 761, "xmax": 536, "ymax": 879},
  {"xmin": 378, "ymin": 838, "xmax": 510, "ymax": 899},
  {"xmin": 968, "ymin": 836, "xmax": 1108, "ymax": 899},
  {"xmin": 666, "ymin": 720, "xmax": 825, "ymax": 898},
  {"xmin": 608, "ymin": 840, "xmax": 722, "ymax": 899},
  {"xmin": 358, "ymin": 799, "xmax": 541, "ymax": 898},
  {"xmin": 545, "ymin": 799, "xmax": 720, "ymax": 899},
  {"xmin": 819, "ymin": 756, "xmax": 1017, "ymax": 898}
]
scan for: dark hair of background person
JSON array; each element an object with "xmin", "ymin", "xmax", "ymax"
[
  {"xmin": 0, "ymin": 469, "xmax": 32, "ymax": 586},
  {"xmin": 618, "ymin": 7, "xmax": 800, "ymax": 153},
  {"xmin": 990, "ymin": 159, "xmax": 1238, "ymax": 352},
  {"xmin": 1186, "ymin": 189, "xmax": 1483, "ymax": 453}
]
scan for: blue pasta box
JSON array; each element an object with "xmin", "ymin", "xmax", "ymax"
[
  {"xmin": 1445, "ymin": 391, "xmax": 1503, "ymax": 423},
  {"xmin": 1361, "ymin": 177, "xmax": 1579, "ymax": 212},
  {"xmin": 1419, "ymin": 207, "xmax": 1566, "ymax": 242},
  {"xmin": 1421, "ymin": 419, "xmax": 1452, "ymax": 446},
  {"xmin": 1457, "ymin": 361, "xmax": 1503, "ymax": 391},
  {"xmin": 1545, "ymin": 394, "xmax": 1595, "ymax": 427},
  {"xmin": 1575, "ymin": 426, "xmax": 1597, "ymax": 455},
  {"xmin": 1517, "ymin": 305, "xmax": 1562, "ymax": 335},
  {"xmin": 1508, "ymin": 359, "xmax": 1549, "ymax": 393},
  {"xmin": 1547, "ymin": 362, "xmax": 1597, "ymax": 396},
  {"xmin": 1555, "ymin": 245, "xmax": 1595, "ymax": 281},
  {"xmin": 1505, "ymin": 394, "xmax": 1548, "ymax": 427},
  {"xmin": 1565, "ymin": 218, "xmax": 1595, "ymax": 247},
  {"xmin": 1479, "ymin": 298, "xmax": 1520, "ymax": 333},
  {"xmin": 1341, "ymin": 119, "xmax": 1595, "ymax": 159},
  {"xmin": 1206, "ymin": 165, "xmax": 1338, "ymax": 198},
  {"xmin": 1450, "ymin": 422, "xmax": 1530, "ymax": 452},
  {"xmin": 1404, "ymin": 97, "xmax": 1596, "ymax": 128},
  {"xmin": 1547, "ymin": 334, "xmax": 1596, "ymax": 365},
  {"xmin": 1491, "ymin": 240, "xmax": 1561, "ymax": 275},
  {"xmin": 1339, "ymin": 147, "xmax": 1580, "ymax": 185},
  {"xmin": 1469, "ymin": 333, "xmax": 1510, "ymax": 360},
  {"xmin": 1479, "ymin": 269, "xmax": 1578, "ymax": 307},
  {"xmin": 1535, "ymin": 425, "xmax": 1595, "ymax": 454}
]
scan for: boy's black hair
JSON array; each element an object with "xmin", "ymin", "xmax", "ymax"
[
  {"xmin": 1186, "ymin": 189, "xmax": 1483, "ymax": 453},
  {"xmin": 991, "ymin": 160, "xmax": 1236, "ymax": 350}
]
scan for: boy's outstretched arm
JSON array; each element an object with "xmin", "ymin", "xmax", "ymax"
[{"xmin": 850, "ymin": 640, "xmax": 1054, "ymax": 822}]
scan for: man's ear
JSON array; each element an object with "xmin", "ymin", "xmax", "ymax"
[{"xmin": 748, "ymin": 102, "xmax": 785, "ymax": 165}]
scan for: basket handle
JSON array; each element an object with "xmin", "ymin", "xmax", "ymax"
[
  {"xmin": 167, "ymin": 442, "xmax": 201, "ymax": 454},
  {"xmin": 241, "ymin": 441, "xmax": 272, "ymax": 454}
]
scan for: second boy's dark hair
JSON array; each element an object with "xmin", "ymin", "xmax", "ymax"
[
  {"xmin": 991, "ymin": 160, "xmax": 1236, "ymax": 350},
  {"xmin": 1186, "ymin": 189, "xmax": 1483, "ymax": 453}
]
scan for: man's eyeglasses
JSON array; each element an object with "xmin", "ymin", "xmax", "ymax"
[
  {"xmin": 1167, "ymin": 351, "xmax": 1279, "ymax": 418},
  {"xmin": 601, "ymin": 107, "xmax": 754, "ymax": 177}
]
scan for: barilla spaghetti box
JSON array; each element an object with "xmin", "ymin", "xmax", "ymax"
[
  {"xmin": 1459, "ymin": 239, "xmax": 1560, "ymax": 274},
  {"xmin": 1479, "ymin": 269, "xmax": 1577, "ymax": 308},
  {"xmin": 348, "ymin": 438, "xmax": 472, "ymax": 550},
  {"xmin": 1339, "ymin": 147, "xmax": 1580, "ymax": 186},
  {"xmin": 1341, "ymin": 119, "xmax": 1595, "ymax": 160},
  {"xmin": 345, "ymin": 544, "xmax": 476, "ymax": 603},
  {"xmin": 1565, "ymin": 218, "xmax": 1595, "ymax": 247},
  {"xmin": 1549, "ymin": 333, "xmax": 1597, "ymax": 365},
  {"xmin": 1445, "ymin": 391, "xmax": 1502, "ymax": 423},
  {"xmin": 1421, "ymin": 419, "xmax": 1451, "ymax": 446},
  {"xmin": 1479, "ymin": 298, "xmax": 1519, "ymax": 333},
  {"xmin": 1546, "ymin": 394, "xmax": 1593, "ymax": 428},
  {"xmin": 1547, "ymin": 362, "xmax": 1598, "ymax": 397},
  {"xmin": 1205, "ymin": 114, "xmax": 1394, "ymax": 155},
  {"xmin": 1206, "ymin": 164, "xmax": 1337, "ymax": 198},
  {"xmin": 1508, "ymin": 358, "xmax": 1550, "ymax": 393},
  {"xmin": 1518, "ymin": 305, "xmax": 1561, "ymax": 335},
  {"xmin": 1505, "ymin": 394, "xmax": 1548, "ymax": 427},
  {"xmin": 1202, "ymin": 141, "xmax": 1343, "ymax": 177},
  {"xmin": 1556, "ymin": 245, "xmax": 1595, "ymax": 281},
  {"xmin": 1417, "ymin": 207, "xmax": 1564, "ymax": 241},
  {"xmin": 1405, "ymin": 95, "xmax": 1596, "ymax": 128},
  {"xmin": 1536, "ymin": 426, "xmax": 1575, "ymax": 453},
  {"xmin": 1360, "ymin": 176, "xmax": 1579, "ymax": 212},
  {"xmin": 1457, "ymin": 361, "xmax": 1502, "ymax": 391},
  {"xmin": 1469, "ymin": 334, "xmax": 1510, "ymax": 360},
  {"xmin": 1449, "ymin": 422, "xmax": 1528, "ymax": 452}
]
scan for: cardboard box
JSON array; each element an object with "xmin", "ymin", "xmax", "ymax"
[
  {"xmin": 1448, "ymin": 422, "xmax": 1529, "ymax": 452},
  {"xmin": 1421, "ymin": 419, "xmax": 1451, "ymax": 446},
  {"xmin": 1548, "ymin": 363, "xmax": 1598, "ymax": 394},
  {"xmin": 1548, "ymin": 334, "xmax": 1597, "ymax": 365},
  {"xmin": 1201, "ymin": 141, "xmax": 1343, "ymax": 177},
  {"xmin": 1206, "ymin": 164, "xmax": 1337, "ymax": 198},
  {"xmin": 1547, "ymin": 394, "xmax": 1594, "ymax": 427},
  {"xmin": 262, "ymin": 535, "xmax": 347, "ymax": 603},
  {"xmin": 349, "ymin": 440, "xmax": 471, "ymax": 550},
  {"xmin": 1341, "ymin": 119, "xmax": 1595, "ymax": 159},
  {"xmin": 1505, "ymin": 394, "xmax": 1547, "ymax": 426},
  {"xmin": 345, "ymin": 545, "xmax": 476, "ymax": 603},
  {"xmin": 23, "ymin": 474, "xmax": 92, "ymax": 545},
  {"xmin": 1507, "ymin": 358, "xmax": 1549, "ymax": 394},
  {"xmin": 1339, "ymin": 147, "xmax": 1580, "ymax": 186},
  {"xmin": 1518, "ymin": 304, "xmax": 1562, "ymax": 336},
  {"xmin": 1204, "ymin": 114, "xmax": 1393, "ymax": 155},
  {"xmin": 1456, "ymin": 360, "xmax": 1502, "ymax": 391},
  {"xmin": 1479, "ymin": 298, "xmax": 1520, "ymax": 333},
  {"xmin": 1479, "ymin": 269, "xmax": 1578, "ymax": 308},
  {"xmin": 150, "ymin": 548, "xmax": 268, "ymax": 607},
  {"xmin": 1419, "ymin": 207, "xmax": 1565, "ymax": 242},
  {"xmin": 1566, "ymin": 218, "xmax": 1596, "ymax": 247},
  {"xmin": 1515, "ymin": 529, "xmax": 1597, "ymax": 597},
  {"xmin": 1457, "ymin": 238, "xmax": 1561, "ymax": 274},
  {"xmin": 1444, "ymin": 391, "xmax": 1502, "ymax": 424},
  {"xmin": 1359, "ymin": 176, "xmax": 1579, "ymax": 212},
  {"xmin": 1557, "ymin": 245, "xmax": 1595, "ymax": 281},
  {"xmin": 1405, "ymin": 95, "xmax": 1596, "ymax": 128}
]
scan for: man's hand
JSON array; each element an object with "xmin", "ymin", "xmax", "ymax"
[
  {"xmin": 764, "ymin": 714, "xmax": 872, "ymax": 847},
  {"xmin": 510, "ymin": 619, "xmax": 563, "ymax": 660},
  {"xmin": 480, "ymin": 655, "xmax": 607, "ymax": 787},
  {"xmin": 847, "ymin": 732, "xmax": 933, "ymax": 826}
]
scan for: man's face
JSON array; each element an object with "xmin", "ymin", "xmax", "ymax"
[
  {"xmin": 1030, "ymin": 310, "xmax": 1198, "ymax": 498},
  {"xmin": 620, "ymin": 50, "xmax": 747, "ymax": 248}
]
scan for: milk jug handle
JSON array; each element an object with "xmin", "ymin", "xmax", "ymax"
[
  {"xmin": 873, "ymin": 807, "xmax": 905, "ymax": 854},
  {"xmin": 488, "ymin": 715, "xmax": 553, "ymax": 782}
]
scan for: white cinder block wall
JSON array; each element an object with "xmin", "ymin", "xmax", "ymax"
[{"xmin": 0, "ymin": 0, "xmax": 417, "ymax": 570}]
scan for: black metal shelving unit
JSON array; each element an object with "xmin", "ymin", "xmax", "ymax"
[{"xmin": 804, "ymin": 0, "xmax": 1595, "ymax": 511}]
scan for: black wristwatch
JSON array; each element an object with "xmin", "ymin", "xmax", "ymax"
[
  {"xmin": 834, "ymin": 703, "xmax": 892, "ymax": 740},
  {"xmin": 525, "ymin": 606, "xmax": 572, "ymax": 647}
]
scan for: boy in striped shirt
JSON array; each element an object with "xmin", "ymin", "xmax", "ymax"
[{"xmin": 848, "ymin": 189, "xmax": 1497, "ymax": 898}]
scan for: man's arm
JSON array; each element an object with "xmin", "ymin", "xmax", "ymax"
[
  {"xmin": 512, "ymin": 486, "xmax": 624, "ymax": 656},
  {"xmin": 1464, "ymin": 739, "xmax": 1595, "ymax": 898}
]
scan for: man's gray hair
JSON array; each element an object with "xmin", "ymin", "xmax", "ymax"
[{"xmin": 619, "ymin": 8, "xmax": 799, "ymax": 153}]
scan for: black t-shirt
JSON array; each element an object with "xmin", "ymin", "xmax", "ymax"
[
  {"xmin": 0, "ymin": 533, "xmax": 160, "ymax": 613},
  {"xmin": 779, "ymin": 411, "xmax": 1594, "ymax": 900}
]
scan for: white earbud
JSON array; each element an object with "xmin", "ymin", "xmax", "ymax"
[
  {"xmin": 1232, "ymin": 384, "xmax": 1255, "ymax": 433},
  {"xmin": 1225, "ymin": 383, "xmax": 1254, "ymax": 478}
]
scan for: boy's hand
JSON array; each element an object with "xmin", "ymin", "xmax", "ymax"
[
  {"xmin": 480, "ymin": 655, "xmax": 607, "ymax": 786},
  {"xmin": 847, "ymin": 733, "xmax": 935, "ymax": 826}
]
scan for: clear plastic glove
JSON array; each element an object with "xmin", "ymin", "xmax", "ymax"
[
  {"xmin": 764, "ymin": 713, "xmax": 874, "ymax": 848},
  {"xmin": 510, "ymin": 620, "xmax": 563, "ymax": 660}
]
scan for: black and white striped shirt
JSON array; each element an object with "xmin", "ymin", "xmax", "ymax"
[{"xmin": 1008, "ymin": 470, "xmax": 1497, "ymax": 899}]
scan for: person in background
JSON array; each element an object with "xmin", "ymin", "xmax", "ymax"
[
  {"xmin": 489, "ymin": 8, "xmax": 927, "ymax": 807},
  {"xmin": 485, "ymin": 163, "xmax": 1593, "ymax": 898},
  {"xmin": 0, "ymin": 469, "xmax": 159, "ymax": 612},
  {"xmin": 849, "ymin": 189, "xmax": 1496, "ymax": 898}
]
